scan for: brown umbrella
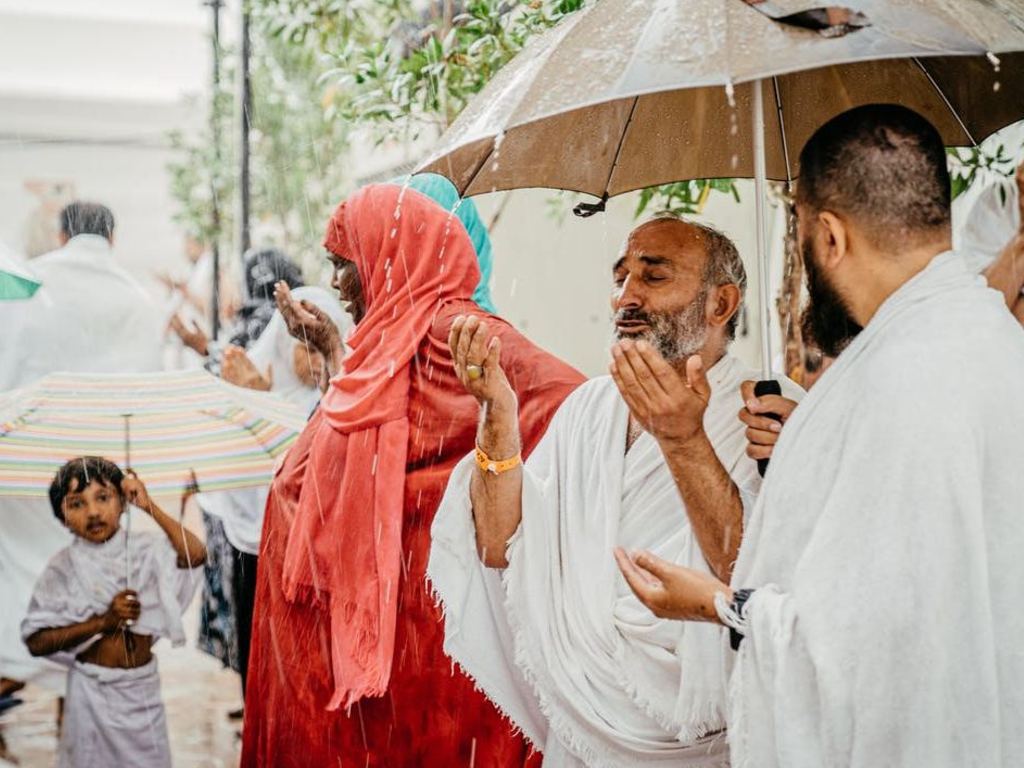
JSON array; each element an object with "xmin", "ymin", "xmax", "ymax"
[{"xmin": 419, "ymin": 0, "xmax": 1024, "ymax": 383}]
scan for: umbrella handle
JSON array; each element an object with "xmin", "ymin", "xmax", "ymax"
[{"xmin": 754, "ymin": 379, "xmax": 783, "ymax": 477}]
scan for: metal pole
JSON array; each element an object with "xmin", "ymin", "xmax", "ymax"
[
  {"xmin": 752, "ymin": 78, "xmax": 773, "ymax": 380},
  {"xmin": 239, "ymin": 1, "xmax": 253, "ymax": 258},
  {"xmin": 207, "ymin": 0, "xmax": 223, "ymax": 340}
]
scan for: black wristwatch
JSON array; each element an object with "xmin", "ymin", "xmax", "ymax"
[{"xmin": 728, "ymin": 588, "xmax": 756, "ymax": 651}]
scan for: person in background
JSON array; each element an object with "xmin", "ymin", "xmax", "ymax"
[
  {"xmin": 23, "ymin": 458, "xmax": 205, "ymax": 768},
  {"xmin": 186, "ymin": 246, "xmax": 305, "ymax": 712},
  {"xmin": 195, "ymin": 287, "xmax": 350, "ymax": 719},
  {"xmin": 617, "ymin": 104, "xmax": 1024, "ymax": 768},
  {"xmin": 0, "ymin": 201, "xmax": 166, "ymax": 724},
  {"xmin": 169, "ymin": 246, "xmax": 304, "ymax": 374},
  {"xmin": 241, "ymin": 182, "xmax": 583, "ymax": 767},
  {"xmin": 959, "ymin": 162, "xmax": 1024, "ymax": 323}
]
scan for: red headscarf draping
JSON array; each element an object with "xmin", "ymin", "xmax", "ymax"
[{"xmin": 280, "ymin": 183, "xmax": 481, "ymax": 711}]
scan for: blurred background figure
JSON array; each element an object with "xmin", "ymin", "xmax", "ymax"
[
  {"xmin": 169, "ymin": 246, "xmax": 303, "ymax": 374},
  {"xmin": 959, "ymin": 163, "xmax": 1024, "ymax": 324},
  {"xmin": 195, "ymin": 286, "xmax": 349, "ymax": 722}
]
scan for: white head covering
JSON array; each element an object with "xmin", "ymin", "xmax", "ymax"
[{"xmin": 246, "ymin": 286, "xmax": 351, "ymax": 416}]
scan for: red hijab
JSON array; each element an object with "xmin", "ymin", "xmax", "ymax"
[{"xmin": 281, "ymin": 183, "xmax": 481, "ymax": 710}]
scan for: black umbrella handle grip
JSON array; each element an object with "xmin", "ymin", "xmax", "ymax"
[{"xmin": 754, "ymin": 379, "xmax": 783, "ymax": 477}]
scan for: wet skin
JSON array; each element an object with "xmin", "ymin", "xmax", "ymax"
[{"xmin": 329, "ymin": 253, "xmax": 366, "ymax": 325}]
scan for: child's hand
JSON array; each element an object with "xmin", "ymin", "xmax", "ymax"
[
  {"xmin": 121, "ymin": 471, "xmax": 154, "ymax": 513},
  {"xmin": 100, "ymin": 590, "xmax": 140, "ymax": 633}
]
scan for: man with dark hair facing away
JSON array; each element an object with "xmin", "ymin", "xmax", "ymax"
[{"xmin": 615, "ymin": 104, "xmax": 1024, "ymax": 767}]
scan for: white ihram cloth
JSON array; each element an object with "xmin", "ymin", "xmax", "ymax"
[
  {"xmin": 727, "ymin": 251, "xmax": 1024, "ymax": 768},
  {"xmin": 0, "ymin": 234, "xmax": 165, "ymax": 689},
  {"xmin": 956, "ymin": 180, "xmax": 1021, "ymax": 276},
  {"xmin": 22, "ymin": 528, "xmax": 201, "ymax": 768},
  {"xmin": 196, "ymin": 286, "xmax": 350, "ymax": 554},
  {"xmin": 430, "ymin": 355, "xmax": 801, "ymax": 767},
  {"xmin": 0, "ymin": 234, "xmax": 164, "ymax": 390}
]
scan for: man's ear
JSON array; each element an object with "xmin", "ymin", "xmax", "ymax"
[
  {"xmin": 817, "ymin": 211, "xmax": 849, "ymax": 268},
  {"xmin": 708, "ymin": 283, "xmax": 742, "ymax": 331}
]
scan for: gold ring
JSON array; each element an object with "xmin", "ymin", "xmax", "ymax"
[{"xmin": 466, "ymin": 364, "xmax": 483, "ymax": 380}]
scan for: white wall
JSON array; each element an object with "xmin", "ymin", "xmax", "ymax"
[{"xmin": 0, "ymin": 1, "xmax": 210, "ymax": 293}]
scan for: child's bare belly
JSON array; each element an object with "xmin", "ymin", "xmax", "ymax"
[{"xmin": 76, "ymin": 632, "xmax": 154, "ymax": 668}]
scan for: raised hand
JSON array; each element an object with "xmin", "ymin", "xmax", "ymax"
[
  {"xmin": 273, "ymin": 281, "xmax": 341, "ymax": 360},
  {"xmin": 222, "ymin": 345, "xmax": 272, "ymax": 391},
  {"xmin": 614, "ymin": 548, "xmax": 729, "ymax": 623},
  {"xmin": 121, "ymin": 471, "xmax": 154, "ymax": 514},
  {"xmin": 101, "ymin": 590, "xmax": 141, "ymax": 633},
  {"xmin": 738, "ymin": 380, "xmax": 798, "ymax": 462},
  {"xmin": 448, "ymin": 315, "xmax": 515, "ymax": 408},
  {"xmin": 168, "ymin": 314, "xmax": 209, "ymax": 356},
  {"xmin": 609, "ymin": 340, "xmax": 710, "ymax": 447}
]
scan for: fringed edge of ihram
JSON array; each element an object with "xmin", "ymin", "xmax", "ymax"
[
  {"xmin": 423, "ymin": 565, "xmax": 533, "ymax": 750},
  {"xmin": 497, "ymin": 552, "xmax": 709, "ymax": 768}
]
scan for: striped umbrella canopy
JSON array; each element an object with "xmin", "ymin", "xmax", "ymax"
[{"xmin": 0, "ymin": 370, "xmax": 309, "ymax": 498}]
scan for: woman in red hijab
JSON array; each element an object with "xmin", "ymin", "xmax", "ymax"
[{"xmin": 241, "ymin": 183, "xmax": 583, "ymax": 767}]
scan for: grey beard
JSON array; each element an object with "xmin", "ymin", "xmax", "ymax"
[{"xmin": 614, "ymin": 288, "xmax": 709, "ymax": 363}]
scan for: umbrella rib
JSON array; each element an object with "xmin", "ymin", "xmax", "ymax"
[
  {"xmin": 601, "ymin": 96, "xmax": 640, "ymax": 199},
  {"xmin": 459, "ymin": 145, "xmax": 495, "ymax": 198},
  {"xmin": 771, "ymin": 76, "xmax": 793, "ymax": 188},
  {"xmin": 912, "ymin": 58, "xmax": 977, "ymax": 147}
]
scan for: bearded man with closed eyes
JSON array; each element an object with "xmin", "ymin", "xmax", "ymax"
[{"xmin": 429, "ymin": 215, "xmax": 802, "ymax": 767}]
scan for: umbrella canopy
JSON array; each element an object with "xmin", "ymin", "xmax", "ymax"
[
  {"xmin": 0, "ymin": 244, "xmax": 40, "ymax": 300},
  {"xmin": 419, "ymin": 0, "xmax": 1024, "ymax": 197},
  {"xmin": 0, "ymin": 370, "xmax": 308, "ymax": 498}
]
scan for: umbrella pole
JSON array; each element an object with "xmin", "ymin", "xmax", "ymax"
[
  {"xmin": 123, "ymin": 415, "xmax": 131, "ymax": 591},
  {"xmin": 752, "ymin": 78, "xmax": 783, "ymax": 477},
  {"xmin": 752, "ymin": 78, "xmax": 774, "ymax": 381}
]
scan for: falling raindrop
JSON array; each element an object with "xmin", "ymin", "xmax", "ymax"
[{"xmin": 491, "ymin": 130, "xmax": 506, "ymax": 173}]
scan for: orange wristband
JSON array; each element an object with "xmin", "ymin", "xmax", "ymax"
[{"xmin": 475, "ymin": 444, "xmax": 522, "ymax": 475}]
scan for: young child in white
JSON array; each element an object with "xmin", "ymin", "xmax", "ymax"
[{"xmin": 22, "ymin": 457, "xmax": 206, "ymax": 768}]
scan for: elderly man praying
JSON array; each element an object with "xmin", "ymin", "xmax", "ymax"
[
  {"xmin": 617, "ymin": 105, "xmax": 1024, "ymax": 768},
  {"xmin": 430, "ymin": 216, "xmax": 801, "ymax": 766}
]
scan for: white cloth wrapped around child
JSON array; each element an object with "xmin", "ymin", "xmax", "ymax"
[{"xmin": 22, "ymin": 526, "xmax": 200, "ymax": 768}]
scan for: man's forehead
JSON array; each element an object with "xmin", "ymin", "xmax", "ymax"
[{"xmin": 621, "ymin": 219, "xmax": 707, "ymax": 264}]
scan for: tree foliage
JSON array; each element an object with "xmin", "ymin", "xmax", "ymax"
[
  {"xmin": 167, "ymin": 32, "xmax": 350, "ymax": 275},
  {"xmin": 252, "ymin": 0, "xmax": 738, "ymax": 215}
]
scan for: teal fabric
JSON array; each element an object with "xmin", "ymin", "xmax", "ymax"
[{"xmin": 397, "ymin": 173, "xmax": 497, "ymax": 313}]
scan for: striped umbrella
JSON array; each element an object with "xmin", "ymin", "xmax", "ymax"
[{"xmin": 0, "ymin": 370, "xmax": 309, "ymax": 498}]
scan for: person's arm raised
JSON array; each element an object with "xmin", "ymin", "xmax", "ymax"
[
  {"xmin": 274, "ymin": 281, "xmax": 344, "ymax": 383},
  {"xmin": 449, "ymin": 315, "xmax": 522, "ymax": 568},
  {"xmin": 610, "ymin": 340, "xmax": 743, "ymax": 583},
  {"xmin": 122, "ymin": 473, "xmax": 207, "ymax": 568}
]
